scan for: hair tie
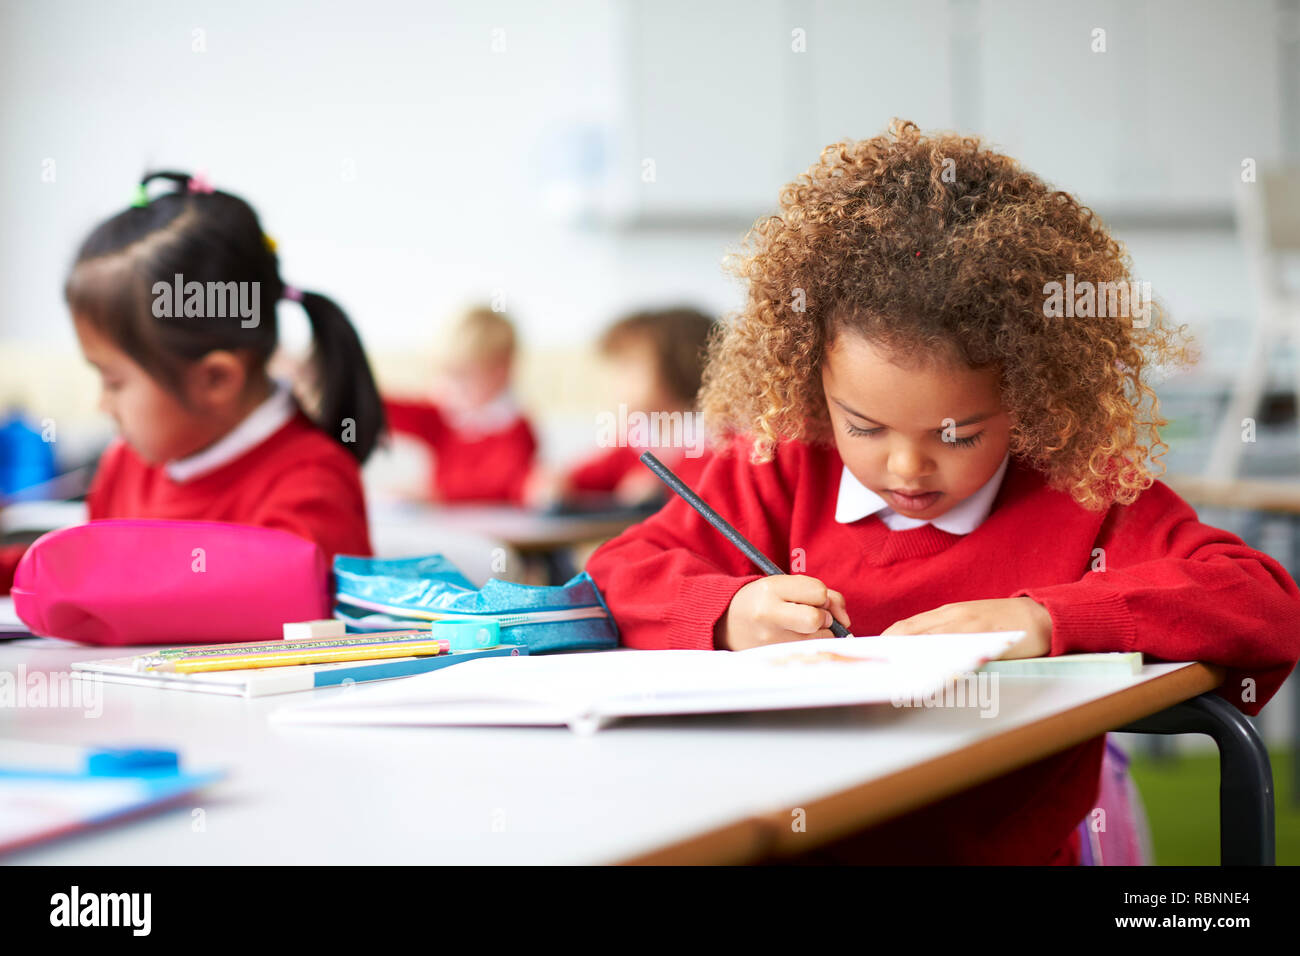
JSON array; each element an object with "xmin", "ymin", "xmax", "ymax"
[
  {"xmin": 187, "ymin": 170, "xmax": 214, "ymax": 194},
  {"xmin": 130, "ymin": 184, "xmax": 150, "ymax": 208},
  {"xmin": 282, "ymin": 284, "xmax": 303, "ymax": 302}
]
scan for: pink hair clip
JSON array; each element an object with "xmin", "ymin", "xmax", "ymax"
[
  {"xmin": 281, "ymin": 284, "xmax": 303, "ymax": 302},
  {"xmin": 187, "ymin": 170, "xmax": 214, "ymax": 194}
]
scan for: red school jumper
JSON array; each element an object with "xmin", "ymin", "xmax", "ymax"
[
  {"xmin": 384, "ymin": 398, "xmax": 538, "ymax": 504},
  {"xmin": 584, "ymin": 437, "xmax": 1300, "ymax": 865},
  {"xmin": 0, "ymin": 413, "xmax": 371, "ymax": 595}
]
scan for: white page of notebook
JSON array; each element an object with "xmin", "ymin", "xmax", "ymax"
[{"xmin": 272, "ymin": 632, "xmax": 1023, "ymax": 732}]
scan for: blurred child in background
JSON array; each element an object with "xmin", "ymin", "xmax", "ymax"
[
  {"xmin": 384, "ymin": 305, "xmax": 537, "ymax": 504},
  {"xmin": 0, "ymin": 170, "xmax": 383, "ymax": 593},
  {"xmin": 527, "ymin": 306, "xmax": 717, "ymax": 510}
]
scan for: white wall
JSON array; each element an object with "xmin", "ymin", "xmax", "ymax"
[
  {"xmin": 0, "ymin": 0, "xmax": 748, "ymax": 357},
  {"xmin": 4, "ymin": 0, "xmax": 1291, "ymax": 358}
]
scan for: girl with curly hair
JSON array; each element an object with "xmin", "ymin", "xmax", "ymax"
[{"xmin": 585, "ymin": 120, "xmax": 1300, "ymax": 864}]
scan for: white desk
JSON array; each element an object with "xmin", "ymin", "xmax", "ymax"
[
  {"xmin": 0, "ymin": 500, "xmax": 87, "ymax": 536},
  {"xmin": 0, "ymin": 638, "xmax": 1219, "ymax": 864}
]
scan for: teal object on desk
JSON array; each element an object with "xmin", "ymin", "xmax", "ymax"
[
  {"xmin": 0, "ymin": 746, "xmax": 223, "ymax": 856},
  {"xmin": 86, "ymin": 747, "xmax": 181, "ymax": 776},
  {"xmin": 429, "ymin": 619, "xmax": 500, "ymax": 650},
  {"xmin": 332, "ymin": 554, "xmax": 619, "ymax": 654},
  {"xmin": 979, "ymin": 652, "xmax": 1143, "ymax": 677}
]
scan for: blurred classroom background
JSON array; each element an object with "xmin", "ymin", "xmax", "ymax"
[{"xmin": 2, "ymin": 0, "xmax": 1300, "ymax": 862}]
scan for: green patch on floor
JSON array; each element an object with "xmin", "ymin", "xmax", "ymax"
[{"xmin": 1128, "ymin": 747, "xmax": 1298, "ymax": 865}]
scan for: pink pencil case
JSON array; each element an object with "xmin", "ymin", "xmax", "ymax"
[{"xmin": 11, "ymin": 519, "xmax": 331, "ymax": 646}]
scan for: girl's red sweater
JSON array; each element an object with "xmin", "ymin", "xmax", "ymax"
[
  {"xmin": 584, "ymin": 437, "xmax": 1300, "ymax": 864},
  {"xmin": 0, "ymin": 412, "xmax": 371, "ymax": 594},
  {"xmin": 81, "ymin": 411, "xmax": 371, "ymax": 561}
]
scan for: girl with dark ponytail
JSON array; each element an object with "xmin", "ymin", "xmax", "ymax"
[{"xmin": 55, "ymin": 171, "xmax": 381, "ymax": 566}]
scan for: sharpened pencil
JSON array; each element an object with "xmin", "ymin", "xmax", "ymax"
[{"xmin": 639, "ymin": 451, "xmax": 851, "ymax": 638}]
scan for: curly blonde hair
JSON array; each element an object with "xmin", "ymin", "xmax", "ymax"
[{"xmin": 700, "ymin": 119, "xmax": 1197, "ymax": 510}]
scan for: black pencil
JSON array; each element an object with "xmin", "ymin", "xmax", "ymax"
[{"xmin": 639, "ymin": 451, "xmax": 851, "ymax": 638}]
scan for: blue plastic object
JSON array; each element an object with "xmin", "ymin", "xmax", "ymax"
[
  {"xmin": 0, "ymin": 412, "xmax": 56, "ymax": 496},
  {"xmin": 86, "ymin": 748, "xmax": 180, "ymax": 777},
  {"xmin": 429, "ymin": 619, "xmax": 501, "ymax": 650}
]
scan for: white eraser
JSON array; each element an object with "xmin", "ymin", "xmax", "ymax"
[{"xmin": 283, "ymin": 619, "xmax": 347, "ymax": 640}]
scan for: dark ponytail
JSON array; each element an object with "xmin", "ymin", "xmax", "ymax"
[
  {"xmin": 66, "ymin": 169, "xmax": 385, "ymax": 463},
  {"xmin": 294, "ymin": 290, "xmax": 385, "ymax": 462}
]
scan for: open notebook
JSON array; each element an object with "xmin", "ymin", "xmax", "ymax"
[{"xmin": 272, "ymin": 632, "xmax": 1025, "ymax": 733}]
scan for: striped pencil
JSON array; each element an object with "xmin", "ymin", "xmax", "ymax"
[
  {"xmin": 146, "ymin": 639, "xmax": 452, "ymax": 674},
  {"xmin": 138, "ymin": 629, "xmax": 430, "ymax": 666}
]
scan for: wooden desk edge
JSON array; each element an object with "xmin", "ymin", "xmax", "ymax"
[
  {"xmin": 1164, "ymin": 475, "xmax": 1300, "ymax": 514},
  {"xmin": 617, "ymin": 662, "xmax": 1223, "ymax": 865}
]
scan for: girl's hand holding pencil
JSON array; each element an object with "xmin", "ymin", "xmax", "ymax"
[
  {"xmin": 638, "ymin": 451, "xmax": 854, "ymax": 646},
  {"xmin": 714, "ymin": 576, "xmax": 852, "ymax": 651}
]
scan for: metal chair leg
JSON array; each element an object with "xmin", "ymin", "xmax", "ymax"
[{"xmin": 1118, "ymin": 693, "xmax": 1275, "ymax": 865}]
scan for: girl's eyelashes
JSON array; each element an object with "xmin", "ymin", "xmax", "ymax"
[
  {"xmin": 842, "ymin": 420, "xmax": 985, "ymax": 448},
  {"xmin": 844, "ymin": 421, "xmax": 880, "ymax": 437}
]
